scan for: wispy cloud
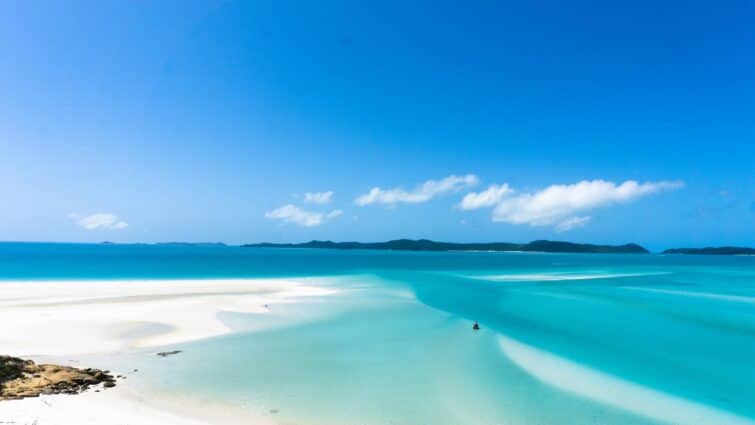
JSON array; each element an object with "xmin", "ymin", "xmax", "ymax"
[
  {"xmin": 460, "ymin": 184, "xmax": 513, "ymax": 210},
  {"xmin": 356, "ymin": 174, "xmax": 478, "ymax": 206},
  {"xmin": 304, "ymin": 191, "xmax": 333, "ymax": 204},
  {"xmin": 490, "ymin": 180, "xmax": 683, "ymax": 231},
  {"xmin": 69, "ymin": 213, "xmax": 128, "ymax": 230},
  {"xmin": 265, "ymin": 204, "xmax": 342, "ymax": 227},
  {"xmin": 326, "ymin": 209, "xmax": 343, "ymax": 219},
  {"xmin": 554, "ymin": 216, "xmax": 591, "ymax": 232}
]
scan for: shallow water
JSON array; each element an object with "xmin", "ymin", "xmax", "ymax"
[{"xmin": 2, "ymin": 243, "xmax": 754, "ymax": 424}]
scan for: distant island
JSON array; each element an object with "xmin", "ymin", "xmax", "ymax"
[
  {"xmin": 663, "ymin": 247, "xmax": 755, "ymax": 255},
  {"xmin": 99, "ymin": 242, "xmax": 227, "ymax": 247},
  {"xmin": 244, "ymin": 239, "xmax": 650, "ymax": 254},
  {"xmin": 153, "ymin": 242, "xmax": 227, "ymax": 247}
]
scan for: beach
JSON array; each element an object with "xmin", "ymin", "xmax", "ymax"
[
  {"xmin": 0, "ymin": 384, "xmax": 230, "ymax": 425},
  {"xmin": 0, "ymin": 277, "xmax": 339, "ymax": 424}
]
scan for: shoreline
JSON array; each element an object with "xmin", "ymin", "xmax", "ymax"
[
  {"xmin": 0, "ymin": 277, "xmax": 342, "ymax": 424},
  {"xmin": 0, "ymin": 377, "xmax": 276, "ymax": 425}
]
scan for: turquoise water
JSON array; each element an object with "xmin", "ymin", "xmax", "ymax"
[{"xmin": 2, "ymin": 243, "xmax": 755, "ymax": 424}]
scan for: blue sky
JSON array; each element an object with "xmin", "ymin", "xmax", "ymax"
[{"xmin": 1, "ymin": 0, "xmax": 753, "ymax": 249}]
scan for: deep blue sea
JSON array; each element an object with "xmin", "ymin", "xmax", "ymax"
[{"xmin": 1, "ymin": 243, "xmax": 754, "ymax": 425}]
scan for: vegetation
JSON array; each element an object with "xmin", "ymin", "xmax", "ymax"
[
  {"xmin": 663, "ymin": 247, "xmax": 755, "ymax": 255},
  {"xmin": 244, "ymin": 239, "xmax": 649, "ymax": 254}
]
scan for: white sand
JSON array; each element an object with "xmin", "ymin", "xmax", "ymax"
[
  {"xmin": 0, "ymin": 278, "xmax": 338, "ymax": 356},
  {"xmin": 0, "ymin": 277, "xmax": 340, "ymax": 424},
  {"xmin": 0, "ymin": 381, "xmax": 280, "ymax": 425}
]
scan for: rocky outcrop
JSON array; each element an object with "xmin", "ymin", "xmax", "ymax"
[{"xmin": 0, "ymin": 355, "xmax": 116, "ymax": 400}]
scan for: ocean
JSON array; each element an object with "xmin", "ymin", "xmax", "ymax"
[{"xmin": 1, "ymin": 242, "xmax": 754, "ymax": 425}]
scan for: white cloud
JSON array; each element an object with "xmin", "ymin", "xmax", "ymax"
[
  {"xmin": 555, "ymin": 216, "xmax": 591, "ymax": 232},
  {"xmin": 355, "ymin": 174, "xmax": 479, "ymax": 206},
  {"xmin": 304, "ymin": 191, "xmax": 333, "ymax": 204},
  {"xmin": 265, "ymin": 204, "xmax": 342, "ymax": 227},
  {"xmin": 460, "ymin": 184, "xmax": 513, "ymax": 210},
  {"xmin": 491, "ymin": 179, "xmax": 683, "ymax": 231},
  {"xmin": 69, "ymin": 213, "xmax": 128, "ymax": 230},
  {"xmin": 326, "ymin": 209, "xmax": 343, "ymax": 219}
]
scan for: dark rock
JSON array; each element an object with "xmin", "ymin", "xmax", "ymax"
[
  {"xmin": 0, "ymin": 356, "xmax": 25, "ymax": 381},
  {"xmin": 1, "ymin": 355, "xmax": 117, "ymax": 400},
  {"xmin": 156, "ymin": 350, "xmax": 182, "ymax": 357}
]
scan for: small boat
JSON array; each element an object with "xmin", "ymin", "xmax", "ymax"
[{"xmin": 472, "ymin": 322, "xmax": 480, "ymax": 331}]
